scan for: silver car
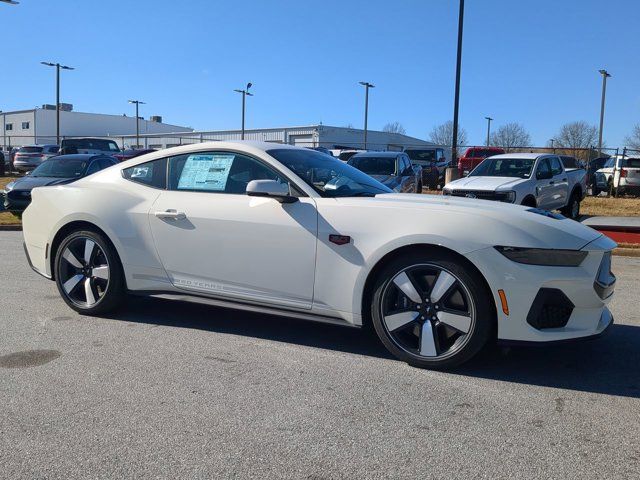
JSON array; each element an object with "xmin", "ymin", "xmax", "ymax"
[{"xmin": 13, "ymin": 144, "xmax": 60, "ymax": 172}]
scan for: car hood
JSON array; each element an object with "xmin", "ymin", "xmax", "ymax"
[
  {"xmin": 368, "ymin": 174, "xmax": 397, "ymax": 186},
  {"xmin": 445, "ymin": 176, "xmax": 527, "ymax": 191},
  {"xmin": 11, "ymin": 176, "xmax": 78, "ymax": 190},
  {"xmin": 331, "ymin": 193, "xmax": 602, "ymax": 251}
]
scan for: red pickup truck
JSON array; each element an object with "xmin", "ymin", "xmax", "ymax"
[{"xmin": 458, "ymin": 147, "xmax": 505, "ymax": 177}]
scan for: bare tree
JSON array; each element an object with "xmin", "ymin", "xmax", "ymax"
[
  {"xmin": 382, "ymin": 121, "xmax": 406, "ymax": 135},
  {"xmin": 554, "ymin": 121, "xmax": 598, "ymax": 149},
  {"xmin": 429, "ymin": 120, "xmax": 467, "ymax": 146},
  {"xmin": 489, "ymin": 123, "xmax": 531, "ymax": 152},
  {"xmin": 624, "ymin": 124, "xmax": 640, "ymax": 150}
]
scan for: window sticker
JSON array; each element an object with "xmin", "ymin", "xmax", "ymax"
[{"xmin": 177, "ymin": 154, "xmax": 235, "ymax": 191}]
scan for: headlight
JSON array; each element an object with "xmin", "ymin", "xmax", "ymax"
[
  {"xmin": 494, "ymin": 246, "xmax": 587, "ymax": 267},
  {"xmin": 4, "ymin": 182, "xmax": 15, "ymax": 192},
  {"xmin": 502, "ymin": 190, "xmax": 516, "ymax": 203}
]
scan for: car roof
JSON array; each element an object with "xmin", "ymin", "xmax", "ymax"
[
  {"xmin": 351, "ymin": 151, "xmax": 402, "ymax": 158},
  {"xmin": 486, "ymin": 153, "xmax": 548, "ymax": 160},
  {"xmin": 48, "ymin": 154, "xmax": 114, "ymax": 161},
  {"xmin": 20, "ymin": 144, "xmax": 57, "ymax": 148}
]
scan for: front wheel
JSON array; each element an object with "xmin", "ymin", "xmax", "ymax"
[
  {"xmin": 54, "ymin": 230, "xmax": 126, "ymax": 315},
  {"xmin": 370, "ymin": 251, "xmax": 494, "ymax": 369}
]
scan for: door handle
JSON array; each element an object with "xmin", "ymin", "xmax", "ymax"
[{"xmin": 154, "ymin": 209, "xmax": 186, "ymax": 220}]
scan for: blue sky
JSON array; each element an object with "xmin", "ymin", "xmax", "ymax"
[{"xmin": 2, "ymin": 0, "xmax": 638, "ymax": 146}]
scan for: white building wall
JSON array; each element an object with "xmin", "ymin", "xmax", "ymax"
[{"xmin": 1, "ymin": 108, "xmax": 192, "ymax": 148}]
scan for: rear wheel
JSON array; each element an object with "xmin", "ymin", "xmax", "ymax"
[
  {"xmin": 54, "ymin": 230, "xmax": 126, "ymax": 315},
  {"xmin": 560, "ymin": 191, "xmax": 581, "ymax": 219},
  {"xmin": 370, "ymin": 251, "xmax": 494, "ymax": 369}
]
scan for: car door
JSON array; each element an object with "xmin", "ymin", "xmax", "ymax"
[
  {"xmin": 146, "ymin": 150, "xmax": 318, "ymax": 310},
  {"xmin": 534, "ymin": 158, "xmax": 555, "ymax": 209},
  {"xmin": 548, "ymin": 156, "xmax": 568, "ymax": 208}
]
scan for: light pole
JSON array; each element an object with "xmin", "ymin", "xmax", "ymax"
[
  {"xmin": 484, "ymin": 116, "xmax": 493, "ymax": 146},
  {"xmin": 451, "ymin": 0, "xmax": 465, "ymax": 162},
  {"xmin": 41, "ymin": 61, "xmax": 74, "ymax": 145},
  {"xmin": 234, "ymin": 83, "xmax": 253, "ymax": 140},
  {"xmin": 128, "ymin": 100, "xmax": 146, "ymax": 148},
  {"xmin": 359, "ymin": 81, "xmax": 375, "ymax": 150},
  {"xmin": 597, "ymin": 69, "xmax": 611, "ymax": 157}
]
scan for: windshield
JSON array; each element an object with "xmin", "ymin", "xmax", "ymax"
[
  {"xmin": 19, "ymin": 146, "xmax": 43, "ymax": 153},
  {"xmin": 31, "ymin": 158, "xmax": 88, "ymax": 178},
  {"xmin": 64, "ymin": 139, "xmax": 120, "ymax": 152},
  {"xmin": 267, "ymin": 148, "xmax": 392, "ymax": 197},
  {"xmin": 405, "ymin": 149, "xmax": 436, "ymax": 163},
  {"xmin": 349, "ymin": 156, "xmax": 396, "ymax": 176},
  {"xmin": 469, "ymin": 157, "xmax": 535, "ymax": 178}
]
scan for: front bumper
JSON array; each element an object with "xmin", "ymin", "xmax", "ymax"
[{"xmin": 465, "ymin": 235, "xmax": 617, "ymax": 343}]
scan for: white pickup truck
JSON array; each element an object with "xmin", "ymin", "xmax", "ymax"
[
  {"xmin": 443, "ymin": 153, "xmax": 587, "ymax": 219},
  {"xmin": 595, "ymin": 155, "xmax": 640, "ymax": 196}
]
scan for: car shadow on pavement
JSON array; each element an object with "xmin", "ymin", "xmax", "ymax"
[{"xmin": 109, "ymin": 296, "xmax": 640, "ymax": 398}]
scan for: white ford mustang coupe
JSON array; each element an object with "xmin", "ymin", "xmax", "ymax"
[{"xmin": 22, "ymin": 142, "xmax": 617, "ymax": 369}]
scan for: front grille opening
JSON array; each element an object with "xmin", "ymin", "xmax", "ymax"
[{"xmin": 527, "ymin": 288, "xmax": 575, "ymax": 330}]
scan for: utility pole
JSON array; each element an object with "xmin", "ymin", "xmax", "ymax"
[
  {"xmin": 597, "ymin": 69, "xmax": 611, "ymax": 157},
  {"xmin": 128, "ymin": 100, "xmax": 146, "ymax": 148},
  {"xmin": 234, "ymin": 83, "xmax": 253, "ymax": 140},
  {"xmin": 451, "ymin": 0, "xmax": 465, "ymax": 163},
  {"xmin": 484, "ymin": 116, "xmax": 493, "ymax": 146},
  {"xmin": 41, "ymin": 62, "xmax": 75, "ymax": 145},
  {"xmin": 359, "ymin": 81, "xmax": 375, "ymax": 150}
]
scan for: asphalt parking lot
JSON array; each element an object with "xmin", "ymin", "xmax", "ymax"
[{"xmin": 1, "ymin": 231, "xmax": 639, "ymax": 479}]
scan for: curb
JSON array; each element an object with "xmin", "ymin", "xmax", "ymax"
[
  {"xmin": 613, "ymin": 247, "xmax": 640, "ymax": 258},
  {"xmin": 0, "ymin": 225, "xmax": 22, "ymax": 231}
]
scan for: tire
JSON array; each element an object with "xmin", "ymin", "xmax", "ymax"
[
  {"xmin": 369, "ymin": 250, "xmax": 494, "ymax": 369},
  {"xmin": 560, "ymin": 191, "xmax": 581, "ymax": 219},
  {"xmin": 54, "ymin": 229, "xmax": 126, "ymax": 315}
]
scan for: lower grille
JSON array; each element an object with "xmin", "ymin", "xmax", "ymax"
[{"xmin": 526, "ymin": 288, "xmax": 574, "ymax": 329}]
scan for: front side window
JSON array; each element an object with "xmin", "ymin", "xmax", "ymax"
[
  {"xmin": 269, "ymin": 148, "xmax": 391, "ymax": 197},
  {"xmin": 122, "ymin": 158, "xmax": 167, "ymax": 188},
  {"xmin": 85, "ymin": 161, "xmax": 101, "ymax": 176},
  {"xmin": 536, "ymin": 158, "xmax": 552, "ymax": 178},
  {"xmin": 168, "ymin": 151, "xmax": 286, "ymax": 194}
]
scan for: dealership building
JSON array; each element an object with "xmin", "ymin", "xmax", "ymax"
[
  {"xmin": 1, "ymin": 105, "xmax": 193, "ymax": 150},
  {"xmin": 114, "ymin": 124, "xmax": 435, "ymax": 151}
]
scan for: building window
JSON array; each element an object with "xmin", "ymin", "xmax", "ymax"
[
  {"xmin": 22, "ymin": 122, "xmax": 30, "ymax": 130},
  {"xmin": 5, "ymin": 123, "xmax": 12, "ymax": 131}
]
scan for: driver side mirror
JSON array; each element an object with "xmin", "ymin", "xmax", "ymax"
[
  {"xmin": 246, "ymin": 179, "xmax": 298, "ymax": 204},
  {"xmin": 537, "ymin": 170, "xmax": 552, "ymax": 180}
]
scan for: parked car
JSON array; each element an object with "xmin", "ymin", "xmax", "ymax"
[
  {"xmin": 114, "ymin": 148, "xmax": 157, "ymax": 162},
  {"xmin": 13, "ymin": 144, "xmax": 60, "ymax": 172},
  {"xmin": 595, "ymin": 155, "xmax": 640, "ymax": 196},
  {"xmin": 348, "ymin": 151, "xmax": 422, "ymax": 193},
  {"xmin": 3, "ymin": 154, "xmax": 117, "ymax": 213},
  {"xmin": 307, "ymin": 146, "xmax": 333, "ymax": 156},
  {"xmin": 22, "ymin": 142, "xmax": 616, "ymax": 370},
  {"xmin": 458, "ymin": 147, "xmax": 505, "ymax": 177},
  {"xmin": 403, "ymin": 147, "xmax": 448, "ymax": 189},
  {"xmin": 586, "ymin": 157, "xmax": 609, "ymax": 195},
  {"xmin": 60, "ymin": 138, "xmax": 121, "ymax": 156},
  {"xmin": 443, "ymin": 153, "xmax": 587, "ymax": 219}
]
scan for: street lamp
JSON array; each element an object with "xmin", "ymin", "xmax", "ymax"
[
  {"xmin": 550, "ymin": 138, "xmax": 555, "ymax": 152},
  {"xmin": 359, "ymin": 81, "xmax": 375, "ymax": 150},
  {"xmin": 128, "ymin": 100, "xmax": 146, "ymax": 148},
  {"xmin": 484, "ymin": 116, "xmax": 493, "ymax": 146},
  {"xmin": 451, "ymin": 0, "xmax": 465, "ymax": 162},
  {"xmin": 41, "ymin": 61, "xmax": 75, "ymax": 145},
  {"xmin": 234, "ymin": 83, "xmax": 253, "ymax": 140},
  {"xmin": 597, "ymin": 69, "xmax": 611, "ymax": 157}
]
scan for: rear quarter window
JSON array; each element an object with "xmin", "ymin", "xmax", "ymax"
[{"xmin": 122, "ymin": 158, "xmax": 167, "ymax": 189}]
